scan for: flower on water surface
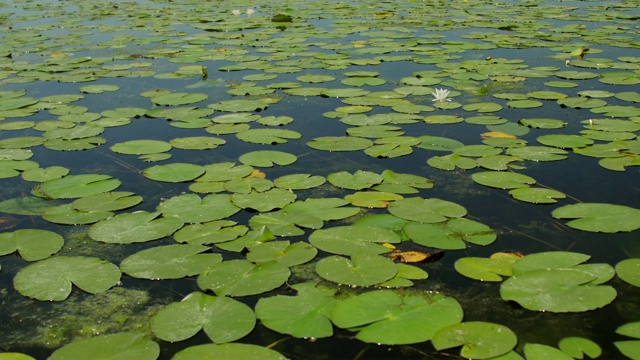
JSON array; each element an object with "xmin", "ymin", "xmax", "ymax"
[
  {"xmin": 431, "ymin": 88, "xmax": 451, "ymax": 102},
  {"xmin": 246, "ymin": 8, "xmax": 255, "ymax": 17},
  {"xmin": 231, "ymin": 9, "xmax": 241, "ymax": 16}
]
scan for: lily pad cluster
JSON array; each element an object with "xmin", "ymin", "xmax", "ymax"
[{"xmin": 0, "ymin": 0, "xmax": 639, "ymax": 359}]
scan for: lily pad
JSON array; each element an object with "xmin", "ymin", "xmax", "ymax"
[
  {"xmin": 405, "ymin": 218, "xmax": 496, "ymax": 250},
  {"xmin": 142, "ymin": 163, "xmax": 205, "ymax": 182},
  {"xmin": 509, "ymin": 187, "xmax": 566, "ymax": 204},
  {"xmin": 239, "ymin": 150, "xmax": 297, "ymax": 167},
  {"xmin": 157, "ymin": 193, "xmax": 240, "ymax": 223},
  {"xmin": 552, "ymin": 203, "xmax": 640, "ymax": 233},
  {"xmin": 246, "ymin": 241, "xmax": 317, "ymax": 267},
  {"xmin": 472, "ymin": 171, "xmax": 536, "ymax": 189},
  {"xmin": 32, "ymin": 174, "xmax": 121, "ymax": 199},
  {"xmin": 315, "ymin": 254, "xmax": 397, "ymax": 287},
  {"xmin": 309, "ymin": 225, "xmax": 401, "ymax": 256},
  {"xmin": 558, "ymin": 337, "xmax": 602, "ymax": 359},
  {"xmin": 432, "ymin": 322, "xmax": 518, "ymax": 359},
  {"xmin": 388, "ymin": 197, "xmax": 467, "ymax": 224},
  {"xmin": 151, "ymin": 291, "xmax": 255, "ymax": 343},
  {"xmin": 327, "ymin": 170, "xmax": 383, "ymax": 190},
  {"xmin": 198, "ymin": 260, "xmax": 291, "ymax": 297},
  {"xmin": 14, "ymin": 256, "xmax": 121, "ymax": 301},
  {"xmin": 0, "ymin": 229, "xmax": 64, "ymax": 261},
  {"xmin": 49, "ymin": 333, "xmax": 158, "ymax": 360},
  {"xmin": 307, "ymin": 136, "xmax": 373, "ymax": 151},
  {"xmin": 172, "ymin": 343, "xmax": 286, "ymax": 360},
  {"xmin": 89, "ymin": 211, "xmax": 184, "ymax": 244},
  {"xmin": 255, "ymin": 282, "xmax": 336, "ymax": 339},
  {"xmin": 501, "ymin": 268, "xmax": 617, "ymax": 312},
  {"xmin": 330, "ymin": 290, "xmax": 463, "ymax": 344},
  {"xmin": 231, "ymin": 188, "xmax": 296, "ymax": 212},
  {"xmin": 120, "ymin": 244, "xmax": 222, "ymax": 279},
  {"xmin": 616, "ymin": 259, "xmax": 640, "ymax": 287}
]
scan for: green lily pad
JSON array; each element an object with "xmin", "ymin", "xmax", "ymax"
[
  {"xmin": 307, "ymin": 136, "xmax": 373, "ymax": 151},
  {"xmin": 388, "ymin": 197, "xmax": 467, "ymax": 224},
  {"xmin": 151, "ymin": 291, "xmax": 255, "ymax": 342},
  {"xmin": 42, "ymin": 204, "xmax": 112, "ymax": 225},
  {"xmin": 231, "ymin": 188, "xmax": 296, "ymax": 212},
  {"xmin": 507, "ymin": 100, "xmax": 543, "ymax": 108},
  {"xmin": 246, "ymin": 241, "xmax": 317, "ymax": 267},
  {"xmin": 157, "ymin": 193, "xmax": 240, "ymax": 223},
  {"xmin": 616, "ymin": 259, "xmax": 640, "ymax": 287},
  {"xmin": 372, "ymin": 170, "xmax": 433, "ymax": 194},
  {"xmin": 552, "ymin": 203, "xmax": 640, "ymax": 233},
  {"xmin": 21, "ymin": 166, "xmax": 69, "ymax": 182},
  {"xmin": 472, "ymin": 171, "xmax": 536, "ymax": 189},
  {"xmin": 198, "ymin": 260, "xmax": 291, "ymax": 297},
  {"xmin": 315, "ymin": 254, "xmax": 397, "ymax": 287},
  {"xmin": 79, "ymin": 84, "xmax": 120, "ymax": 94},
  {"xmin": 558, "ymin": 337, "xmax": 602, "ymax": 359},
  {"xmin": 327, "ymin": 170, "xmax": 383, "ymax": 190},
  {"xmin": 14, "ymin": 256, "xmax": 121, "ymax": 301},
  {"xmin": 454, "ymin": 254, "xmax": 521, "ymax": 282},
  {"xmin": 174, "ymin": 221, "xmax": 247, "ymax": 245},
  {"xmin": 89, "ymin": 211, "xmax": 184, "ymax": 244},
  {"xmin": 417, "ymin": 135, "xmax": 464, "ymax": 151},
  {"xmin": 120, "ymin": 244, "xmax": 222, "ymax": 279},
  {"xmin": 172, "ymin": 343, "xmax": 286, "ymax": 360},
  {"xmin": 500, "ymin": 268, "xmax": 617, "ymax": 312},
  {"xmin": 524, "ymin": 343, "xmax": 573, "ymax": 360},
  {"xmin": 236, "ymin": 128, "xmax": 302, "ymax": 144},
  {"xmin": 49, "ymin": 333, "xmax": 158, "ymax": 360},
  {"xmin": 169, "ymin": 136, "xmax": 226, "ymax": 150},
  {"xmin": 427, "ymin": 154, "xmax": 477, "ymax": 171},
  {"xmin": 32, "ymin": 174, "xmax": 121, "ymax": 199},
  {"xmin": 142, "ymin": 163, "xmax": 205, "ymax": 182},
  {"xmin": 0, "ymin": 229, "xmax": 64, "ymax": 261},
  {"xmin": 283, "ymin": 198, "xmax": 360, "ymax": 221},
  {"xmin": 255, "ymin": 282, "xmax": 336, "ymax": 339},
  {"xmin": 239, "ymin": 150, "xmax": 297, "ymax": 167},
  {"xmin": 432, "ymin": 322, "xmax": 518, "ymax": 359},
  {"xmin": 536, "ymin": 134, "xmax": 593, "ymax": 149},
  {"xmin": 150, "ymin": 92, "xmax": 207, "ymax": 106},
  {"xmin": 509, "ymin": 187, "xmax": 566, "ymax": 204},
  {"xmin": 274, "ymin": 173, "xmax": 326, "ymax": 190},
  {"xmin": 405, "ymin": 218, "xmax": 496, "ymax": 250},
  {"xmin": 309, "ymin": 225, "xmax": 401, "ymax": 256},
  {"xmin": 330, "ymin": 290, "xmax": 463, "ymax": 345},
  {"xmin": 615, "ymin": 322, "xmax": 640, "ymax": 360},
  {"xmin": 71, "ymin": 191, "xmax": 142, "ymax": 212},
  {"xmin": 0, "ymin": 196, "xmax": 50, "ymax": 216},
  {"xmin": 519, "ymin": 118, "xmax": 567, "ymax": 129},
  {"xmin": 345, "ymin": 191, "xmax": 403, "ymax": 208}
]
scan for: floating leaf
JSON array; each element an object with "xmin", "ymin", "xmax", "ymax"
[
  {"xmin": 551, "ymin": 203, "xmax": 640, "ymax": 233},
  {"xmin": 32, "ymin": 174, "xmax": 121, "ymax": 199},
  {"xmin": 151, "ymin": 292, "xmax": 255, "ymax": 342},
  {"xmin": 615, "ymin": 322, "xmax": 640, "ymax": 360},
  {"xmin": 198, "ymin": 260, "xmax": 290, "ymax": 297},
  {"xmin": 616, "ymin": 259, "xmax": 640, "ymax": 287},
  {"xmin": 14, "ymin": 256, "xmax": 121, "ymax": 301},
  {"xmin": 89, "ymin": 211, "xmax": 184, "ymax": 244},
  {"xmin": 150, "ymin": 92, "xmax": 207, "ymax": 106},
  {"xmin": 174, "ymin": 221, "xmax": 248, "ymax": 245},
  {"xmin": 256, "ymin": 282, "xmax": 336, "ymax": 339},
  {"xmin": 236, "ymin": 128, "xmax": 302, "ymax": 144},
  {"xmin": 432, "ymin": 322, "xmax": 518, "ymax": 359},
  {"xmin": 239, "ymin": 150, "xmax": 297, "ymax": 167},
  {"xmin": 330, "ymin": 290, "xmax": 463, "ymax": 345},
  {"xmin": 172, "ymin": 343, "xmax": 286, "ymax": 360},
  {"xmin": 372, "ymin": 170, "xmax": 433, "ymax": 194},
  {"xmin": 524, "ymin": 343, "xmax": 573, "ymax": 360},
  {"xmin": 307, "ymin": 136, "xmax": 373, "ymax": 151},
  {"xmin": 558, "ymin": 337, "xmax": 602, "ymax": 359},
  {"xmin": 455, "ymin": 254, "xmax": 520, "ymax": 282},
  {"xmin": 246, "ymin": 241, "xmax": 317, "ymax": 267},
  {"xmin": 231, "ymin": 188, "xmax": 296, "ymax": 212},
  {"xmin": 345, "ymin": 191, "xmax": 403, "ymax": 208},
  {"xmin": 0, "ymin": 229, "xmax": 63, "ymax": 261},
  {"xmin": 49, "ymin": 333, "xmax": 158, "ymax": 360},
  {"xmin": 157, "ymin": 194, "xmax": 240, "ymax": 223},
  {"xmin": 327, "ymin": 170, "xmax": 383, "ymax": 190},
  {"xmin": 120, "ymin": 244, "xmax": 222, "ymax": 279},
  {"xmin": 274, "ymin": 173, "xmax": 326, "ymax": 190},
  {"xmin": 315, "ymin": 254, "xmax": 397, "ymax": 287},
  {"xmin": 405, "ymin": 218, "xmax": 496, "ymax": 250},
  {"xmin": 472, "ymin": 171, "xmax": 536, "ymax": 189},
  {"xmin": 509, "ymin": 187, "xmax": 566, "ymax": 204},
  {"xmin": 500, "ymin": 268, "xmax": 616, "ymax": 312},
  {"xmin": 142, "ymin": 163, "xmax": 205, "ymax": 182},
  {"xmin": 309, "ymin": 225, "xmax": 401, "ymax": 256},
  {"xmin": 388, "ymin": 197, "xmax": 467, "ymax": 224}
]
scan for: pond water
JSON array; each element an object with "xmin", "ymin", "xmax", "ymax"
[{"xmin": 0, "ymin": 0, "xmax": 639, "ymax": 359}]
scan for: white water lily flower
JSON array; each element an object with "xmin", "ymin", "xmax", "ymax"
[
  {"xmin": 231, "ymin": 9, "xmax": 241, "ymax": 16},
  {"xmin": 246, "ymin": 8, "xmax": 255, "ymax": 16},
  {"xmin": 431, "ymin": 88, "xmax": 451, "ymax": 102}
]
